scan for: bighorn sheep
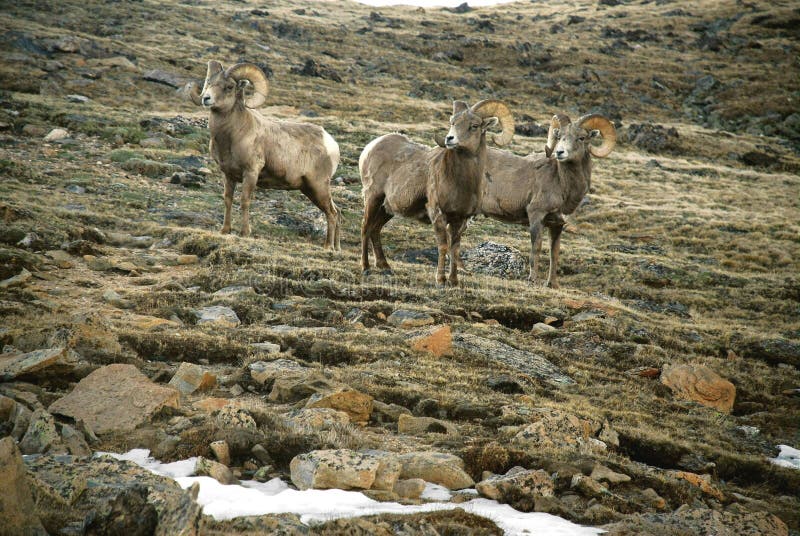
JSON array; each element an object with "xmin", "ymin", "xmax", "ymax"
[
  {"xmin": 481, "ymin": 113, "xmax": 616, "ymax": 288},
  {"xmin": 186, "ymin": 61, "xmax": 341, "ymax": 249},
  {"xmin": 359, "ymin": 100, "xmax": 514, "ymax": 286}
]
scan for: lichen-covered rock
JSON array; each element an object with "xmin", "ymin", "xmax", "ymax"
[
  {"xmin": 48, "ymin": 364, "xmax": 180, "ymax": 435},
  {"xmin": 461, "ymin": 241, "xmax": 527, "ymax": 278},
  {"xmin": 0, "ymin": 347, "xmax": 76, "ymax": 381},
  {"xmin": 393, "ymin": 478, "xmax": 426, "ymax": 499},
  {"xmin": 284, "ymin": 407, "xmax": 350, "ymax": 431},
  {"xmin": 512, "ymin": 407, "xmax": 604, "ymax": 454},
  {"xmin": 387, "ymin": 309, "xmax": 435, "ymax": 328},
  {"xmin": 195, "ymin": 456, "xmax": 237, "ymax": 485},
  {"xmin": 660, "ymin": 363, "xmax": 735, "ymax": 413},
  {"xmin": 306, "ymin": 387, "xmax": 373, "ymax": 423},
  {"xmin": 19, "ymin": 409, "xmax": 65, "ymax": 455},
  {"xmin": 168, "ymin": 362, "xmax": 217, "ymax": 395},
  {"xmin": 398, "ymin": 451, "xmax": 474, "ymax": 490},
  {"xmin": 476, "ymin": 467, "xmax": 554, "ymax": 511},
  {"xmin": 249, "ymin": 359, "xmax": 307, "ymax": 385},
  {"xmin": 0, "ymin": 437, "xmax": 47, "ymax": 535},
  {"xmin": 398, "ymin": 414, "xmax": 459, "ymax": 436},
  {"xmin": 290, "ymin": 449, "xmax": 381, "ymax": 490},
  {"xmin": 602, "ymin": 505, "xmax": 788, "ymax": 536},
  {"xmin": 409, "ymin": 324, "xmax": 452, "ymax": 356},
  {"xmin": 194, "ymin": 305, "xmax": 240, "ymax": 327}
]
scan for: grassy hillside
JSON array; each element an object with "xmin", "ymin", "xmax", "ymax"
[{"xmin": 1, "ymin": 0, "xmax": 799, "ymax": 533}]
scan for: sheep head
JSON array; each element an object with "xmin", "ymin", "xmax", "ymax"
[
  {"xmin": 192, "ymin": 60, "xmax": 269, "ymax": 111},
  {"xmin": 546, "ymin": 113, "xmax": 616, "ymax": 161},
  {"xmin": 435, "ymin": 100, "xmax": 514, "ymax": 153}
]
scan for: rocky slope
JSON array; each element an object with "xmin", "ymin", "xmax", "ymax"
[{"xmin": 1, "ymin": 0, "xmax": 799, "ymax": 534}]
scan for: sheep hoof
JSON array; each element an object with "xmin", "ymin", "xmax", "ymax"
[
  {"xmin": 220, "ymin": 227, "xmax": 232, "ymax": 235},
  {"xmin": 546, "ymin": 280, "xmax": 560, "ymax": 289},
  {"xmin": 379, "ymin": 268, "xmax": 394, "ymax": 276}
]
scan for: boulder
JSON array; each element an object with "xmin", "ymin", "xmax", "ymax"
[
  {"xmin": 602, "ymin": 505, "xmax": 788, "ymax": 536},
  {"xmin": 168, "ymin": 362, "xmax": 216, "ymax": 395},
  {"xmin": 476, "ymin": 467, "xmax": 554, "ymax": 511},
  {"xmin": 669, "ymin": 470, "xmax": 724, "ymax": 501},
  {"xmin": 0, "ymin": 437, "xmax": 47, "ymax": 535},
  {"xmin": 290, "ymin": 449, "xmax": 383, "ymax": 490},
  {"xmin": 269, "ymin": 374, "xmax": 335, "ymax": 403},
  {"xmin": 398, "ymin": 451, "xmax": 474, "ymax": 490},
  {"xmin": 0, "ymin": 347, "xmax": 75, "ymax": 380},
  {"xmin": 43, "ymin": 128, "xmax": 69, "ymax": 142},
  {"xmin": 387, "ymin": 309, "xmax": 435, "ymax": 328},
  {"xmin": 660, "ymin": 363, "xmax": 735, "ymax": 413},
  {"xmin": 361, "ymin": 450, "xmax": 402, "ymax": 491},
  {"xmin": 284, "ymin": 407, "xmax": 350, "ymax": 430},
  {"xmin": 249, "ymin": 359, "xmax": 307, "ymax": 385},
  {"xmin": 195, "ymin": 456, "xmax": 237, "ymax": 485},
  {"xmin": 571, "ymin": 474, "xmax": 608, "ymax": 499},
  {"xmin": 48, "ymin": 364, "xmax": 180, "ymax": 434},
  {"xmin": 209, "ymin": 440, "xmax": 230, "ymax": 466},
  {"xmin": 214, "ymin": 406, "xmax": 257, "ymax": 431},
  {"xmin": 19, "ymin": 409, "xmax": 65, "ymax": 455},
  {"xmin": 409, "ymin": 324, "xmax": 452, "ymax": 356},
  {"xmin": 513, "ymin": 407, "xmax": 604, "ymax": 455},
  {"xmin": 194, "ymin": 305, "xmax": 240, "ymax": 327},
  {"xmin": 393, "ymin": 478, "xmax": 426, "ymax": 499},
  {"xmin": 590, "ymin": 464, "xmax": 630, "ymax": 484},
  {"xmin": 398, "ymin": 414, "xmax": 459, "ymax": 436},
  {"xmin": 306, "ymin": 386, "xmax": 373, "ymax": 423},
  {"xmin": 60, "ymin": 423, "xmax": 91, "ymax": 456},
  {"xmin": 371, "ymin": 400, "xmax": 412, "ymax": 423}
]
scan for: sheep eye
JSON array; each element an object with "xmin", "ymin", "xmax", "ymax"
[
  {"xmin": 578, "ymin": 136, "xmax": 585, "ymax": 142},
  {"xmin": 469, "ymin": 125, "xmax": 478, "ymax": 131}
]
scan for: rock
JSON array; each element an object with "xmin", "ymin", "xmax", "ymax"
[
  {"xmin": 461, "ymin": 241, "xmax": 527, "ymax": 278},
  {"xmin": 102, "ymin": 289, "xmax": 133, "ymax": 309},
  {"xmin": 599, "ymin": 420, "xmax": 620, "ymax": 449},
  {"xmin": 290, "ymin": 58, "xmax": 342, "ymax": 82},
  {"xmin": 249, "ymin": 341, "xmax": 281, "ymax": 353},
  {"xmin": 249, "ymin": 359, "xmax": 306, "ymax": 385},
  {"xmin": 120, "ymin": 158, "xmax": 182, "ymax": 178},
  {"xmin": 196, "ymin": 456, "xmax": 237, "ymax": 485},
  {"xmin": 168, "ymin": 362, "xmax": 216, "ymax": 395},
  {"xmin": 398, "ymin": 451, "xmax": 474, "ymax": 490},
  {"xmin": 625, "ymin": 123, "xmax": 680, "ymax": 153},
  {"xmin": 740, "ymin": 338, "xmax": 800, "ymax": 367},
  {"xmin": 194, "ymin": 305, "xmax": 241, "ymax": 327},
  {"xmin": 83, "ymin": 485, "xmax": 157, "ymax": 536},
  {"xmin": 26, "ymin": 453, "xmax": 201, "ymax": 535},
  {"xmin": 571, "ymin": 474, "xmax": 608, "ymax": 498},
  {"xmin": 409, "ymin": 324, "xmax": 452, "ymax": 356},
  {"xmin": 640, "ymin": 487, "xmax": 666, "ymax": 509},
  {"xmin": 393, "ymin": 478, "xmax": 426, "ymax": 499},
  {"xmin": 513, "ymin": 407, "xmax": 604, "ymax": 455},
  {"xmin": 669, "ymin": 470, "xmax": 724, "ymax": 500},
  {"xmin": 143, "ymin": 69, "xmax": 188, "ymax": 88},
  {"xmin": 660, "ymin": 363, "xmax": 735, "ymax": 413},
  {"xmin": 486, "ymin": 375, "xmax": 525, "ymax": 394},
  {"xmin": 284, "ymin": 407, "xmax": 350, "ymax": 430},
  {"xmin": 0, "ymin": 347, "xmax": 71, "ymax": 380},
  {"xmin": 626, "ymin": 366, "xmax": 661, "ymax": 378},
  {"xmin": 290, "ymin": 449, "xmax": 382, "ymax": 490},
  {"xmin": 215, "ymin": 406, "xmax": 257, "ymax": 431},
  {"xmin": 0, "ymin": 437, "xmax": 47, "ymax": 535},
  {"xmin": 48, "ymin": 364, "xmax": 180, "ymax": 435},
  {"xmin": 177, "ymin": 254, "xmax": 199, "ymax": 265},
  {"xmin": 362, "ymin": 450, "xmax": 403, "ymax": 491},
  {"xmin": 43, "ymin": 128, "xmax": 69, "ymax": 142},
  {"xmin": 45, "ymin": 250, "xmax": 74, "ymax": 268},
  {"xmin": 602, "ymin": 505, "xmax": 788, "ymax": 536},
  {"xmin": 214, "ymin": 285, "xmax": 256, "ymax": 298},
  {"xmin": 590, "ymin": 464, "xmax": 630, "ymax": 484},
  {"xmin": 88, "ymin": 56, "xmax": 138, "ymax": 71},
  {"xmin": 387, "ymin": 309, "xmax": 435, "ymax": 328},
  {"xmin": 454, "ymin": 333, "xmax": 574, "ymax": 385},
  {"xmin": 306, "ymin": 386, "xmax": 373, "ymax": 423},
  {"xmin": 476, "ymin": 468, "xmax": 554, "ymax": 511},
  {"xmin": 67, "ymin": 94, "xmax": 89, "ymax": 103},
  {"xmin": 0, "ymin": 268, "xmax": 32, "ymax": 289},
  {"xmin": 19, "ymin": 409, "xmax": 64, "ymax": 455},
  {"xmin": 371, "ymin": 400, "xmax": 411, "ymax": 423},
  {"xmin": 269, "ymin": 374, "xmax": 336, "ymax": 403},
  {"xmin": 60, "ymin": 423, "xmax": 91, "ymax": 456},
  {"xmin": 398, "ymin": 414, "xmax": 459, "ymax": 436},
  {"xmin": 531, "ymin": 322, "xmax": 556, "ymax": 334}
]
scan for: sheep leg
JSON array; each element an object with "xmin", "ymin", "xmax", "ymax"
[
  {"xmin": 221, "ymin": 178, "xmax": 235, "ymax": 234},
  {"xmin": 300, "ymin": 181, "xmax": 338, "ymax": 250},
  {"xmin": 367, "ymin": 205, "xmax": 392, "ymax": 273},
  {"xmin": 432, "ymin": 217, "xmax": 449, "ymax": 287},
  {"xmin": 546, "ymin": 223, "xmax": 564, "ymax": 289},
  {"xmin": 361, "ymin": 195, "xmax": 381, "ymax": 273},
  {"xmin": 240, "ymin": 172, "xmax": 258, "ymax": 237},
  {"xmin": 447, "ymin": 217, "xmax": 466, "ymax": 287},
  {"xmin": 527, "ymin": 214, "xmax": 546, "ymax": 283}
]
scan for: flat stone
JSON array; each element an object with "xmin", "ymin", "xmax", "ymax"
[
  {"xmin": 398, "ymin": 414, "xmax": 459, "ymax": 436},
  {"xmin": 168, "ymin": 362, "xmax": 216, "ymax": 395},
  {"xmin": 143, "ymin": 69, "xmax": 188, "ymax": 88},
  {"xmin": 571, "ymin": 474, "xmax": 609, "ymax": 498},
  {"xmin": 387, "ymin": 309, "xmax": 435, "ymax": 328},
  {"xmin": 48, "ymin": 364, "xmax": 180, "ymax": 434},
  {"xmin": 43, "ymin": 128, "xmax": 69, "ymax": 142},
  {"xmin": 60, "ymin": 423, "xmax": 91, "ymax": 457},
  {"xmin": 371, "ymin": 400, "xmax": 411, "ymax": 423},
  {"xmin": 0, "ymin": 347, "xmax": 70, "ymax": 380},
  {"xmin": 269, "ymin": 374, "xmax": 336, "ymax": 403},
  {"xmin": 590, "ymin": 464, "xmax": 630, "ymax": 484},
  {"xmin": 250, "ymin": 341, "xmax": 281, "ymax": 353},
  {"xmin": 669, "ymin": 470, "xmax": 724, "ymax": 501},
  {"xmin": 513, "ymin": 407, "xmax": 605, "ymax": 455},
  {"xmin": 476, "ymin": 467, "xmax": 554, "ymax": 504},
  {"xmin": 306, "ymin": 386, "xmax": 373, "ymax": 423},
  {"xmin": 284, "ymin": 407, "xmax": 350, "ymax": 430},
  {"xmin": 290, "ymin": 449, "xmax": 381, "ymax": 491},
  {"xmin": 196, "ymin": 456, "xmax": 237, "ymax": 485},
  {"xmin": 397, "ymin": 451, "xmax": 474, "ymax": 490},
  {"xmin": 249, "ymin": 359, "xmax": 305, "ymax": 385},
  {"xmin": 531, "ymin": 322, "xmax": 556, "ymax": 334},
  {"xmin": 393, "ymin": 478, "xmax": 426, "ymax": 499},
  {"xmin": 67, "ymin": 94, "xmax": 89, "ymax": 103},
  {"xmin": 0, "ymin": 437, "xmax": 47, "ymax": 535},
  {"xmin": 213, "ymin": 285, "xmax": 256, "ymax": 297},
  {"xmin": 177, "ymin": 254, "xmax": 199, "ymax": 265},
  {"xmin": 661, "ymin": 363, "xmax": 735, "ymax": 413},
  {"xmin": 0, "ymin": 268, "xmax": 32, "ymax": 289},
  {"xmin": 194, "ymin": 305, "xmax": 240, "ymax": 327},
  {"xmin": 409, "ymin": 324, "xmax": 452, "ymax": 356}
]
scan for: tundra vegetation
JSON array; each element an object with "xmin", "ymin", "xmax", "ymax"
[{"xmin": 0, "ymin": 0, "xmax": 798, "ymax": 534}]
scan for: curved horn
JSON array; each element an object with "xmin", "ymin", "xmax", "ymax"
[
  {"xmin": 470, "ymin": 99, "xmax": 514, "ymax": 147},
  {"xmin": 433, "ymin": 132, "xmax": 447, "ymax": 148},
  {"xmin": 546, "ymin": 114, "xmax": 571, "ymax": 158},
  {"xmin": 224, "ymin": 63, "xmax": 269, "ymax": 108},
  {"xmin": 578, "ymin": 114, "xmax": 616, "ymax": 158},
  {"xmin": 184, "ymin": 81, "xmax": 203, "ymax": 106}
]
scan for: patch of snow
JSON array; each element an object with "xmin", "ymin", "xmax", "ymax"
[
  {"xmin": 107, "ymin": 449, "xmax": 604, "ymax": 535},
  {"xmin": 771, "ymin": 445, "xmax": 800, "ymax": 470}
]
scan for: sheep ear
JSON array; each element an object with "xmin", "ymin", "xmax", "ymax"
[
  {"xmin": 589, "ymin": 129, "xmax": 601, "ymax": 139},
  {"xmin": 545, "ymin": 145, "xmax": 553, "ymax": 158},
  {"xmin": 206, "ymin": 60, "xmax": 223, "ymax": 78},
  {"xmin": 453, "ymin": 101, "xmax": 468, "ymax": 114},
  {"xmin": 481, "ymin": 117, "xmax": 499, "ymax": 131}
]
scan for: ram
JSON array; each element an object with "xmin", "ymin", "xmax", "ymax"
[
  {"xmin": 481, "ymin": 113, "xmax": 616, "ymax": 288},
  {"xmin": 187, "ymin": 61, "xmax": 341, "ymax": 249},
  {"xmin": 359, "ymin": 100, "xmax": 513, "ymax": 286}
]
